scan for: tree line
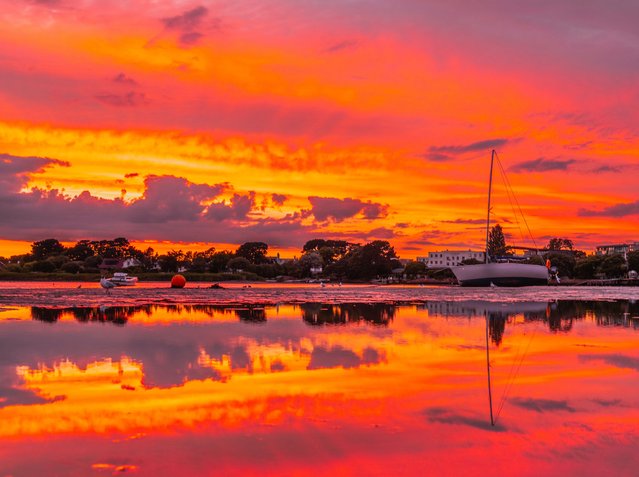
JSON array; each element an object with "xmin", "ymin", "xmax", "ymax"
[
  {"xmin": 1, "ymin": 231, "xmax": 636, "ymax": 281},
  {"xmin": 0, "ymin": 237, "xmax": 402, "ymax": 281}
]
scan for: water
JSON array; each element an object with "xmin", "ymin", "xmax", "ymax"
[{"xmin": 0, "ymin": 284, "xmax": 638, "ymax": 476}]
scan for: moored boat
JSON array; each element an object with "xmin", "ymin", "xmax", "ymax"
[
  {"xmin": 452, "ymin": 262, "xmax": 549, "ymax": 287},
  {"xmin": 451, "ymin": 150, "xmax": 548, "ymax": 287},
  {"xmin": 107, "ymin": 272, "xmax": 138, "ymax": 286}
]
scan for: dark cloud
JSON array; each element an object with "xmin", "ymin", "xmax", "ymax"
[
  {"xmin": 271, "ymin": 193, "xmax": 287, "ymax": 206},
  {"xmin": 592, "ymin": 398, "xmax": 622, "ymax": 407},
  {"xmin": 365, "ymin": 227, "xmax": 396, "ymax": 239},
  {"xmin": 229, "ymin": 192, "xmax": 255, "ymax": 219},
  {"xmin": 0, "ymin": 158, "xmax": 315, "ymax": 246},
  {"xmin": 423, "ymin": 407, "xmax": 506, "ymax": 432},
  {"xmin": 112, "ymin": 73, "xmax": 138, "ymax": 86},
  {"xmin": 205, "ymin": 192, "xmax": 255, "ymax": 221},
  {"xmin": 441, "ymin": 218, "xmax": 486, "ymax": 225},
  {"xmin": 127, "ymin": 175, "xmax": 225, "ymax": 223},
  {"xmin": 509, "ymin": 397, "xmax": 576, "ymax": 413},
  {"xmin": 95, "ymin": 91, "xmax": 148, "ymax": 107},
  {"xmin": 510, "ymin": 157, "xmax": 576, "ymax": 172},
  {"xmin": 580, "ymin": 353, "xmax": 639, "ymax": 371},
  {"xmin": 591, "ymin": 165, "xmax": 622, "ymax": 173},
  {"xmin": 179, "ymin": 31, "xmax": 204, "ymax": 46},
  {"xmin": 422, "ymin": 138, "xmax": 509, "ymax": 161},
  {"xmin": 361, "ymin": 202, "xmax": 388, "ymax": 219},
  {"xmin": 324, "ymin": 40, "xmax": 358, "ymax": 53},
  {"xmin": 162, "ymin": 6, "xmax": 208, "ymax": 30},
  {"xmin": 578, "ymin": 200, "xmax": 639, "ymax": 217},
  {"xmin": 0, "ymin": 153, "xmax": 69, "ymax": 193},
  {"xmin": 124, "ymin": 172, "xmax": 139, "ymax": 179},
  {"xmin": 308, "ymin": 196, "xmax": 388, "ymax": 222},
  {"xmin": 161, "ymin": 6, "xmax": 211, "ymax": 47}
]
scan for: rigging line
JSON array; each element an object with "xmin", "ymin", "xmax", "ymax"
[
  {"xmin": 495, "ymin": 158, "xmax": 526, "ymax": 245},
  {"xmin": 494, "ymin": 320, "xmax": 540, "ymax": 424},
  {"xmin": 494, "ymin": 151, "xmax": 539, "ymax": 249},
  {"xmin": 494, "ymin": 153, "xmax": 526, "ymax": 245}
]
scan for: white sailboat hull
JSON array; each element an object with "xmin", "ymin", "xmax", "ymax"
[{"xmin": 452, "ymin": 262, "xmax": 548, "ymax": 287}]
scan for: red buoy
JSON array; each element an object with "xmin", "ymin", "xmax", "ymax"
[{"xmin": 171, "ymin": 274, "xmax": 186, "ymax": 288}]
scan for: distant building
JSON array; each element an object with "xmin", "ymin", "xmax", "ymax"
[
  {"xmin": 269, "ymin": 253, "xmax": 293, "ymax": 266},
  {"xmin": 122, "ymin": 258, "xmax": 141, "ymax": 269},
  {"xmin": 595, "ymin": 242, "xmax": 638, "ymax": 259},
  {"xmin": 417, "ymin": 250, "xmax": 485, "ymax": 268},
  {"xmin": 98, "ymin": 258, "xmax": 124, "ymax": 271},
  {"xmin": 309, "ymin": 265, "xmax": 323, "ymax": 275},
  {"xmin": 99, "ymin": 257, "xmax": 142, "ymax": 271}
]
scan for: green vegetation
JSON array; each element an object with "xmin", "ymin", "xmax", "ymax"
[
  {"xmin": 487, "ymin": 224, "xmax": 510, "ymax": 258},
  {"xmin": 0, "ymin": 237, "xmax": 401, "ymax": 282},
  {"xmin": 0, "ymin": 235, "xmax": 634, "ymax": 282},
  {"xmin": 627, "ymin": 251, "xmax": 639, "ymax": 273}
]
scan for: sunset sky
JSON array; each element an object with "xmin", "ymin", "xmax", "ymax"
[{"xmin": 1, "ymin": 0, "xmax": 638, "ymax": 258}]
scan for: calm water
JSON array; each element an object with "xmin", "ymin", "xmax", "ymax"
[{"xmin": 1, "ymin": 284, "xmax": 638, "ymax": 476}]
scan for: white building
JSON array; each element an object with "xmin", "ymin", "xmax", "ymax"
[
  {"xmin": 595, "ymin": 242, "xmax": 638, "ymax": 259},
  {"xmin": 417, "ymin": 250, "xmax": 485, "ymax": 268}
]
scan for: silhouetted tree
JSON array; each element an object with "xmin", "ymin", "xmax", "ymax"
[
  {"xmin": 158, "ymin": 250, "xmax": 184, "ymax": 272},
  {"xmin": 31, "ymin": 260, "xmax": 57, "ymax": 272},
  {"xmin": 627, "ymin": 251, "xmax": 639, "ymax": 273},
  {"xmin": 547, "ymin": 237, "xmax": 574, "ymax": 251},
  {"xmin": 487, "ymin": 224, "xmax": 510, "ymax": 258},
  {"xmin": 66, "ymin": 240, "xmax": 95, "ymax": 261},
  {"xmin": 302, "ymin": 239, "xmax": 350, "ymax": 264},
  {"xmin": 573, "ymin": 255, "xmax": 605, "ymax": 279},
  {"xmin": 227, "ymin": 256, "xmax": 251, "ymax": 271},
  {"xmin": 236, "ymin": 242, "xmax": 269, "ymax": 264},
  {"xmin": 299, "ymin": 252, "xmax": 323, "ymax": 277},
  {"xmin": 31, "ymin": 239, "xmax": 65, "ymax": 260},
  {"xmin": 329, "ymin": 240, "xmax": 398, "ymax": 280},
  {"xmin": 404, "ymin": 260, "xmax": 426, "ymax": 276},
  {"xmin": 600, "ymin": 254, "xmax": 626, "ymax": 278},
  {"xmin": 209, "ymin": 251, "xmax": 234, "ymax": 273}
]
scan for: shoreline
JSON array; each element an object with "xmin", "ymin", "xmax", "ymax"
[{"xmin": 1, "ymin": 274, "xmax": 638, "ymax": 286}]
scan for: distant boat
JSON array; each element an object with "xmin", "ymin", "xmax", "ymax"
[
  {"xmin": 106, "ymin": 272, "xmax": 138, "ymax": 286},
  {"xmin": 452, "ymin": 150, "xmax": 548, "ymax": 287}
]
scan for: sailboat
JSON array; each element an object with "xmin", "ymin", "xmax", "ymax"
[{"xmin": 452, "ymin": 150, "xmax": 549, "ymax": 287}]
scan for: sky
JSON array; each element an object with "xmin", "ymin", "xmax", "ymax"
[{"xmin": 0, "ymin": 0, "xmax": 638, "ymax": 258}]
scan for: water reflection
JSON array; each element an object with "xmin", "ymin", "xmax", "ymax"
[
  {"xmin": 26, "ymin": 300, "xmax": 639, "ymax": 338},
  {"xmin": 300, "ymin": 303, "xmax": 395, "ymax": 326},
  {"xmin": 1, "ymin": 299, "xmax": 638, "ymax": 476}
]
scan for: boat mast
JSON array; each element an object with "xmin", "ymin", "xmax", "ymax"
[{"xmin": 485, "ymin": 150, "xmax": 496, "ymax": 264}]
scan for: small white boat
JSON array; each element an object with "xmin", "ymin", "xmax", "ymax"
[{"xmin": 107, "ymin": 272, "xmax": 138, "ymax": 286}]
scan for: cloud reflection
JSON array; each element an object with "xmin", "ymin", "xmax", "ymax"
[
  {"xmin": 509, "ymin": 397, "xmax": 576, "ymax": 413},
  {"xmin": 423, "ymin": 407, "xmax": 507, "ymax": 432}
]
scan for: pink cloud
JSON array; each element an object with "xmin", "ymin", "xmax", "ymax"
[
  {"xmin": 0, "ymin": 155, "xmax": 317, "ymax": 246},
  {"xmin": 308, "ymin": 196, "xmax": 388, "ymax": 222},
  {"xmin": 95, "ymin": 91, "xmax": 149, "ymax": 107}
]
